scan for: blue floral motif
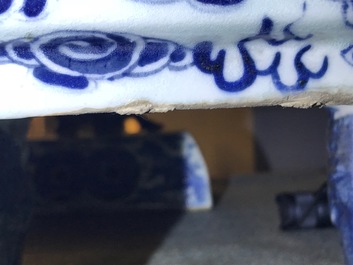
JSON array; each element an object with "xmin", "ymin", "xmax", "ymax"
[{"xmin": 0, "ymin": 31, "xmax": 193, "ymax": 89}]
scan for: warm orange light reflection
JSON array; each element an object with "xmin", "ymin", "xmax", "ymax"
[{"xmin": 124, "ymin": 117, "xmax": 142, "ymax": 135}]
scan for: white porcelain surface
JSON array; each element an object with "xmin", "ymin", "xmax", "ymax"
[{"xmin": 0, "ymin": 0, "xmax": 352, "ymax": 118}]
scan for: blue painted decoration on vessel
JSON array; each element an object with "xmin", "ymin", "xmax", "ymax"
[
  {"xmin": 134, "ymin": 0, "xmax": 244, "ymax": 6},
  {"xmin": 343, "ymin": 0, "xmax": 353, "ymax": 28},
  {"xmin": 341, "ymin": 45, "xmax": 353, "ymax": 67},
  {"xmin": 22, "ymin": 0, "xmax": 47, "ymax": 17},
  {"xmin": 193, "ymin": 15, "xmax": 328, "ymax": 92},
  {"xmin": 0, "ymin": 31, "xmax": 194, "ymax": 89},
  {"xmin": 328, "ymin": 110, "xmax": 353, "ymax": 265},
  {"xmin": 0, "ymin": 0, "xmax": 47, "ymax": 18},
  {"xmin": 0, "ymin": 4, "xmax": 330, "ymax": 93},
  {"xmin": 0, "ymin": 0, "xmax": 13, "ymax": 15},
  {"xmin": 0, "ymin": 28, "xmax": 328, "ymax": 91}
]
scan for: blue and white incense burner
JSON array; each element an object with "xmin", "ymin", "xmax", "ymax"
[{"xmin": 2, "ymin": 0, "xmax": 353, "ymax": 264}]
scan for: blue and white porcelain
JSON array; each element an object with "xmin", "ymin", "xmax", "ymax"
[
  {"xmin": 328, "ymin": 106, "xmax": 353, "ymax": 265},
  {"xmin": 0, "ymin": 0, "xmax": 352, "ymax": 117}
]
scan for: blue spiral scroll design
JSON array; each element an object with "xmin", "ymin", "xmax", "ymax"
[{"xmin": 0, "ymin": 31, "xmax": 193, "ymax": 89}]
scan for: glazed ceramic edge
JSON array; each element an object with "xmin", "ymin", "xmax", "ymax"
[{"xmin": 0, "ymin": 0, "xmax": 352, "ymax": 118}]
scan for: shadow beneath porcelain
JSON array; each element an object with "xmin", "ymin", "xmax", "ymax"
[
  {"xmin": 22, "ymin": 114, "xmax": 212, "ymax": 265},
  {"xmin": 24, "ymin": 210, "xmax": 184, "ymax": 265}
]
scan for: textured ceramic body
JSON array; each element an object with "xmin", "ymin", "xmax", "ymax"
[{"xmin": 0, "ymin": 0, "xmax": 352, "ymax": 118}]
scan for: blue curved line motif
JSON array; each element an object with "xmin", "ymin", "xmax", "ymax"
[
  {"xmin": 195, "ymin": 0, "xmax": 243, "ymax": 4},
  {"xmin": 193, "ymin": 16, "xmax": 328, "ymax": 93},
  {"xmin": 33, "ymin": 67, "xmax": 89, "ymax": 89},
  {"xmin": 342, "ymin": 45, "xmax": 353, "ymax": 67},
  {"xmin": 269, "ymin": 45, "xmax": 328, "ymax": 92},
  {"xmin": 135, "ymin": 0, "xmax": 244, "ymax": 6},
  {"xmin": 193, "ymin": 41, "xmax": 257, "ymax": 92}
]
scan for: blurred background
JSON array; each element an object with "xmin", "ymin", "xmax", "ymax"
[
  {"xmin": 21, "ymin": 107, "xmax": 340, "ymax": 265},
  {"xmin": 27, "ymin": 107, "xmax": 329, "ymax": 178}
]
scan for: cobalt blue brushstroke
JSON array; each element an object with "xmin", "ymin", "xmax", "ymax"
[
  {"xmin": 248, "ymin": 17, "xmax": 311, "ymax": 46},
  {"xmin": 195, "ymin": 0, "xmax": 243, "ymax": 5},
  {"xmin": 193, "ymin": 17, "xmax": 323, "ymax": 93},
  {"xmin": 342, "ymin": 45, "xmax": 353, "ymax": 66},
  {"xmin": 39, "ymin": 35, "xmax": 136, "ymax": 75},
  {"xmin": 13, "ymin": 41, "xmax": 35, "ymax": 60},
  {"xmin": 257, "ymin": 52, "xmax": 281, "ymax": 76},
  {"xmin": 193, "ymin": 41, "xmax": 257, "ymax": 92},
  {"xmin": 0, "ymin": 44, "xmax": 8, "ymax": 58},
  {"xmin": 0, "ymin": 0, "xmax": 12, "ymax": 15},
  {"xmin": 343, "ymin": 0, "xmax": 353, "ymax": 28},
  {"xmin": 283, "ymin": 23, "xmax": 312, "ymax": 42},
  {"xmin": 33, "ymin": 67, "xmax": 89, "ymax": 89},
  {"xmin": 138, "ymin": 41, "xmax": 169, "ymax": 67},
  {"xmin": 255, "ymin": 17, "xmax": 288, "ymax": 46},
  {"xmin": 22, "ymin": 0, "xmax": 46, "ymax": 17},
  {"xmin": 270, "ymin": 45, "xmax": 328, "ymax": 91},
  {"xmin": 282, "ymin": 3, "xmax": 313, "ymax": 42},
  {"xmin": 170, "ymin": 46, "xmax": 186, "ymax": 63}
]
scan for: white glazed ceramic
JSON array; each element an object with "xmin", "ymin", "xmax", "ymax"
[{"xmin": 0, "ymin": 0, "xmax": 352, "ymax": 118}]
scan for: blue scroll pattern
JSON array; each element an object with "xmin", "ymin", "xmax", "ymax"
[
  {"xmin": 0, "ymin": 0, "xmax": 47, "ymax": 18},
  {"xmin": 0, "ymin": 32, "xmax": 194, "ymax": 89},
  {"xmin": 193, "ymin": 15, "xmax": 328, "ymax": 92},
  {"xmin": 0, "ymin": 14, "xmax": 330, "ymax": 92}
]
